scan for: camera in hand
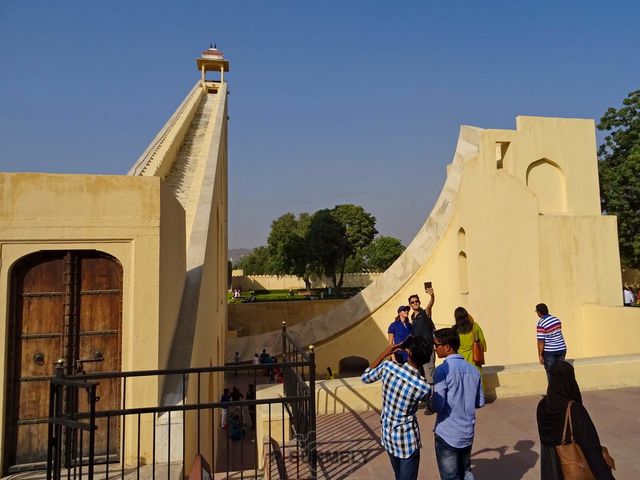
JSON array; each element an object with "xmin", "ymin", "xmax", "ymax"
[{"xmin": 424, "ymin": 281, "xmax": 432, "ymax": 289}]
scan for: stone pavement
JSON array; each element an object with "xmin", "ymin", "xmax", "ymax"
[{"xmin": 275, "ymin": 387, "xmax": 639, "ymax": 479}]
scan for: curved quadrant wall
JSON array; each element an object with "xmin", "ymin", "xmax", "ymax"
[{"xmin": 228, "ymin": 116, "xmax": 640, "ymax": 387}]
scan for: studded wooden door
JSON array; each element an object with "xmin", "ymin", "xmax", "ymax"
[{"xmin": 4, "ymin": 251, "xmax": 122, "ymax": 472}]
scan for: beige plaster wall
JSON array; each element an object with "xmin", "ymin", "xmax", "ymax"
[
  {"xmin": 229, "ymin": 116, "xmax": 640, "ymax": 386},
  {"xmin": 229, "ymin": 299, "xmax": 346, "ymax": 337},
  {"xmin": 0, "ymin": 172, "xmax": 186, "ymax": 470}
]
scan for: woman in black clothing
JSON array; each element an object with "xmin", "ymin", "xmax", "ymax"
[{"xmin": 536, "ymin": 361, "xmax": 614, "ymax": 479}]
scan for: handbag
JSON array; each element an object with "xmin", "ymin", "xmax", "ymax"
[
  {"xmin": 472, "ymin": 324, "xmax": 485, "ymax": 366},
  {"xmin": 556, "ymin": 401, "xmax": 595, "ymax": 480}
]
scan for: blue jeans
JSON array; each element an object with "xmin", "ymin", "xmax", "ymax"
[
  {"xmin": 543, "ymin": 350, "xmax": 566, "ymax": 382},
  {"xmin": 388, "ymin": 449, "xmax": 420, "ymax": 480},
  {"xmin": 434, "ymin": 434, "xmax": 473, "ymax": 480}
]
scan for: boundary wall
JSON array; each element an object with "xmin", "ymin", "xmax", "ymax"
[{"xmin": 231, "ymin": 273, "xmax": 380, "ymax": 290}]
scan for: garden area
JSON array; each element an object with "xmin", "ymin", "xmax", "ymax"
[{"xmin": 227, "ymin": 287, "xmax": 363, "ymax": 304}]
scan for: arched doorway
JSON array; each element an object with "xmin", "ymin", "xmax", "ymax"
[{"xmin": 4, "ymin": 250, "xmax": 122, "ymax": 472}]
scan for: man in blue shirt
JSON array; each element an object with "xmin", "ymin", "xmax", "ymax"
[
  {"xmin": 362, "ymin": 337, "xmax": 432, "ymax": 480},
  {"xmin": 431, "ymin": 328, "xmax": 485, "ymax": 480}
]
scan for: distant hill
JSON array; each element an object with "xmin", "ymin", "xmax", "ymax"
[{"xmin": 229, "ymin": 248, "xmax": 253, "ymax": 263}]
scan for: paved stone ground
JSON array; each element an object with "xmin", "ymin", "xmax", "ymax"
[
  {"xmin": 268, "ymin": 387, "xmax": 639, "ymax": 479},
  {"xmin": 220, "ymin": 369, "xmax": 639, "ymax": 479}
]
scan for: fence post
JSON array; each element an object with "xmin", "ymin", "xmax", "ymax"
[
  {"xmin": 281, "ymin": 321, "xmax": 287, "ymax": 361},
  {"xmin": 308, "ymin": 344, "xmax": 317, "ymax": 480},
  {"xmin": 47, "ymin": 359, "xmax": 65, "ymax": 480},
  {"xmin": 87, "ymin": 383, "xmax": 97, "ymax": 480}
]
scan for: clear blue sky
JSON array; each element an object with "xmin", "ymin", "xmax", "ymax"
[{"xmin": 1, "ymin": 1, "xmax": 638, "ymax": 250}]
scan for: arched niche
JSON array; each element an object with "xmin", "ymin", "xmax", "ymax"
[
  {"xmin": 525, "ymin": 159, "xmax": 567, "ymax": 214},
  {"xmin": 458, "ymin": 228, "xmax": 466, "ymax": 250},
  {"xmin": 458, "ymin": 251, "xmax": 469, "ymax": 295}
]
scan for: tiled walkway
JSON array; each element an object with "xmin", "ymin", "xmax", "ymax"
[{"xmin": 272, "ymin": 387, "xmax": 639, "ymax": 479}]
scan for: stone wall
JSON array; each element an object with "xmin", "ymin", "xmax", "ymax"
[
  {"xmin": 229, "ymin": 299, "xmax": 346, "ymax": 337},
  {"xmin": 231, "ymin": 272, "xmax": 380, "ymax": 290}
]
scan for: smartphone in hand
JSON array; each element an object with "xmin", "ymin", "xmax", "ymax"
[{"xmin": 424, "ymin": 281, "xmax": 432, "ymax": 289}]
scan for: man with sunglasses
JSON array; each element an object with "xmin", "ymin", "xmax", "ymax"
[
  {"xmin": 408, "ymin": 287, "xmax": 436, "ymax": 383},
  {"xmin": 431, "ymin": 328, "xmax": 485, "ymax": 480}
]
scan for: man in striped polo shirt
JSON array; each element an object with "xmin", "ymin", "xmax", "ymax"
[{"xmin": 535, "ymin": 303, "xmax": 567, "ymax": 381}]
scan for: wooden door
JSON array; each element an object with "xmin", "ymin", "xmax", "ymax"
[{"xmin": 4, "ymin": 250, "xmax": 122, "ymax": 472}]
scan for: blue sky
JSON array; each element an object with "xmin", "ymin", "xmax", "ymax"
[{"xmin": 1, "ymin": 1, "xmax": 638, "ymax": 249}]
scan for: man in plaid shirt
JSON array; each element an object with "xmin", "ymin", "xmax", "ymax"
[{"xmin": 362, "ymin": 337, "xmax": 432, "ymax": 480}]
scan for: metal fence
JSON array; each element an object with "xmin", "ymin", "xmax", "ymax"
[{"xmin": 46, "ymin": 324, "xmax": 317, "ymax": 480}]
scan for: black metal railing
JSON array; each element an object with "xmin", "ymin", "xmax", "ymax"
[
  {"xmin": 46, "ymin": 325, "xmax": 317, "ymax": 480},
  {"xmin": 282, "ymin": 322, "xmax": 317, "ymax": 479}
]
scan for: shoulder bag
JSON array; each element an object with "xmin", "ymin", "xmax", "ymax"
[
  {"xmin": 472, "ymin": 323, "xmax": 485, "ymax": 366},
  {"xmin": 556, "ymin": 401, "xmax": 595, "ymax": 480}
]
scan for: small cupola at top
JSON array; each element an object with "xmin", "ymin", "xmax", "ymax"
[{"xmin": 196, "ymin": 44, "xmax": 230, "ymax": 88}]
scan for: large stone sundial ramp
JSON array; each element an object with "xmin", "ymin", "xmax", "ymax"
[
  {"xmin": 229, "ymin": 116, "xmax": 640, "ymax": 396},
  {"xmin": 130, "ymin": 78, "xmax": 229, "ymax": 381}
]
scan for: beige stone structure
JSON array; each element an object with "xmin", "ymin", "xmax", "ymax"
[
  {"xmin": 229, "ymin": 116, "xmax": 640, "ymax": 396},
  {"xmin": 0, "ymin": 47, "xmax": 229, "ymax": 473}
]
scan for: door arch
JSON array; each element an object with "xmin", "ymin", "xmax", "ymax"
[{"xmin": 4, "ymin": 250, "xmax": 122, "ymax": 472}]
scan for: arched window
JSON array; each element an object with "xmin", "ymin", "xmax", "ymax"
[
  {"xmin": 458, "ymin": 227, "xmax": 466, "ymax": 250},
  {"xmin": 526, "ymin": 159, "xmax": 567, "ymax": 214}
]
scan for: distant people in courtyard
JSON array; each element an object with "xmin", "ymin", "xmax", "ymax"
[
  {"xmin": 623, "ymin": 285, "xmax": 635, "ymax": 306},
  {"xmin": 388, "ymin": 305, "xmax": 413, "ymax": 364},
  {"xmin": 233, "ymin": 351, "xmax": 240, "ymax": 377},
  {"xmin": 228, "ymin": 413, "xmax": 245, "ymax": 441},
  {"xmin": 453, "ymin": 307, "xmax": 487, "ymax": 374},
  {"xmin": 230, "ymin": 386, "xmax": 243, "ymax": 402},
  {"xmin": 535, "ymin": 303, "xmax": 567, "ymax": 382},
  {"xmin": 259, "ymin": 348, "xmax": 271, "ymax": 377},
  {"xmin": 431, "ymin": 328, "xmax": 485, "ymax": 480},
  {"xmin": 409, "ymin": 287, "xmax": 436, "ymax": 383},
  {"xmin": 361, "ymin": 337, "xmax": 432, "ymax": 480},
  {"xmin": 536, "ymin": 360, "xmax": 615, "ymax": 479},
  {"xmin": 246, "ymin": 384, "xmax": 256, "ymax": 429},
  {"xmin": 220, "ymin": 388, "xmax": 231, "ymax": 429}
]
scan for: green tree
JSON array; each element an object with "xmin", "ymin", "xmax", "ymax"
[
  {"xmin": 237, "ymin": 246, "xmax": 271, "ymax": 274},
  {"xmin": 598, "ymin": 90, "xmax": 640, "ymax": 268},
  {"xmin": 267, "ymin": 212, "xmax": 315, "ymax": 288},
  {"xmin": 307, "ymin": 209, "xmax": 348, "ymax": 290},
  {"xmin": 331, "ymin": 204, "xmax": 377, "ymax": 288},
  {"xmin": 362, "ymin": 236, "xmax": 406, "ymax": 272}
]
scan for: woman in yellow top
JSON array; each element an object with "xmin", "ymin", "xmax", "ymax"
[{"xmin": 453, "ymin": 306, "xmax": 487, "ymax": 372}]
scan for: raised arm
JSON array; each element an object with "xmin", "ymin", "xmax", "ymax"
[{"xmin": 425, "ymin": 288, "xmax": 435, "ymax": 316}]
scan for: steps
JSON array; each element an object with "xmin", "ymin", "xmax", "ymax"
[{"xmin": 164, "ymin": 93, "xmax": 216, "ymax": 238}]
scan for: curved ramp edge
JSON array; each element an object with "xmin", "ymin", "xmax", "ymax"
[{"xmin": 227, "ymin": 125, "xmax": 482, "ymax": 362}]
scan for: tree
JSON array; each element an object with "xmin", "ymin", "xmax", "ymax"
[
  {"xmin": 237, "ymin": 246, "xmax": 271, "ymax": 274},
  {"xmin": 307, "ymin": 209, "xmax": 348, "ymax": 290},
  {"xmin": 362, "ymin": 236, "xmax": 406, "ymax": 272},
  {"xmin": 331, "ymin": 204, "xmax": 377, "ymax": 288},
  {"xmin": 598, "ymin": 90, "xmax": 640, "ymax": 268},
  {"xmin": 266, "ymin": 213, "xmax": 315, "ymax": 288}
]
